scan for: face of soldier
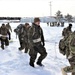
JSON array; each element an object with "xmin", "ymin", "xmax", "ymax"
[
  {"xmin": 69, "ymin": 26, "xmax": 72, "ymax": 30},
  {"xmin": 35, "ymin": 21, "xmax": 40, "ymax": 26},
  {"xmin": 26, "ymin": 25, "xmax": 30, "ymax": 29},
  {"xmin": 2, "ymin": 25, "xmax": 5, "ymax": 28}
]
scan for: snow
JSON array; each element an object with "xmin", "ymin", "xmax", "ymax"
[{"xmin": 0, "ymin": 22, "xmax": 74, "ymax": 75}]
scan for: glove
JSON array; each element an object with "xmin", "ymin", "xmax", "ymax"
[
  {"xmin": 41, "ymin": 42, "xmax": 45, "ymax": 46},
  {"xmin": 43, "ymin": 42, "xmax": 45, "ymax": 46},
  {"xmin": 9, "ymin": 37, "xmax": 11, "ymax": 40}
]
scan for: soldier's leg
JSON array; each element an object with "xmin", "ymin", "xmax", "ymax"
[
  {"xmin": 61, "ymin": 68, "xmax": 67, "ymax": 75},
  {"xmin": 63, "ymin": 66, "xmax": 72, "ymax": 72},
  {"xmin": 68, "ymin": 56, "xmax": 75, "ymax": 75},
  {"xmin": 5, "ymin": 37, "xmax": 9, "ymax": 46},
  {"xmin": 25, "ymin": 43, "xmax": 28, "ymax": 53},
  {"xmin": 19, "ymin": 41, "xmax": 25, "ymax": 50},
  {"xmin": 1, "ymin": 38, "xmax": 4, "ymax": 49},
  {"xmin": 36, "ymin": 44, "xmax": 47, "ymax": 66},
  {"xmin": 61, "ymin": 65, "xmax": 73, "ymax": 75},
  {"xmin": 25, "ymin": 47, "xmax": 28, "ymax": 53},
  {"xmin": 72, "ymin": 64, "xmax": 75, "ymax": 75},
  {"xmin": 8, "ymin": 31, "xmax": 11, "ymax": 40},
  {"xmin": 29, "ymin": 48, "xmax": 37, "ymax": 67},
  {"xmin": 62, "ymin": 68, "xmax": 75, "ymax": 75},
  {"xmin": 21, "ymin": 41, "xmax": 25, "ymax": 48},
  {"xmin": 18, "ymin": 36, "xmax": 24, "ymax": 50}
]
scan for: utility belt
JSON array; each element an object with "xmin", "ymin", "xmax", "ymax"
[
  {"xmin": 33, "ymin": 38, "xmax": 41, "ymax": 43},
  {"xmin": 0, "ymin": 35, "xmax": 8, "ymax": 40}
]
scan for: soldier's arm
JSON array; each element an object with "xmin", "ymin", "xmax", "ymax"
[
  {"xmin": 9, "ymin": 25, "xmax": 12, "ymax": 32},
  {"xmin": 41, "ymin": 28, "xmax": 45, "ymax": 46},
  {"xmin": 7, "ymin": 29, "xmax": 10, "ymax": 35}
]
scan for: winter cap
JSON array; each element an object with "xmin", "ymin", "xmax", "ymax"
[
  {"xmin": 2, "ymin": 23, "xmax": 5, "ymax": 26},
  {"xmin": 34, "ymin": 18, "xmax": 40, "ymax": 23},
  {"xmin": 25, "ymin": 23, "xmax": 29, "ymax": 26},
  {"xmin": 69, "ymin": 24, "xmax": 72, "ymax": 27}
]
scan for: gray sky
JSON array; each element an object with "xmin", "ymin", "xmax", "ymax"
[{"xmin": 0, "ymin": 0, "xmax": 75, "ymax": 17}]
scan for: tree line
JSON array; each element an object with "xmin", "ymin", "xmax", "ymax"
[
  {"xmin": 0, "ymin": 17, "xmax": 21, "ymax": 20},
  {"xmin": 55, "ymin": 10, "xmax": 73, "ymax": 22}
]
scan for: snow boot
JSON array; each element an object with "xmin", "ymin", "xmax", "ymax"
[
  {"xmin": 29, "ymin": 62, "xmax": 34, "ymax": 67},
  {"xmin": 36, "ymin": 62, "xmax": 44, "ymax": 66},
  {"xmin": 18, "ymin": 47, "xmax": 24, "ymax": 50},
  {"xmin": 1, "ymin": 45, "xmax": 4, "ymax": 50}
]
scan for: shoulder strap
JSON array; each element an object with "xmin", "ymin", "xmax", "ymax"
[{"xmin": 29, "ymin": 26, "xmax": 35, "ymax": 36}]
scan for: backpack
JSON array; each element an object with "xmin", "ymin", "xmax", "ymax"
[
  {"xmin": 69, "ymin": 32, "xmax": 75, "ymax": 55},
  {"xmin": 62, "ymin": 28, "xmax": 67, "ymax": 36},
  {"xmin": 14, "ymin": 24, "xmax": 24, "ymax": 35},
  {"xmin": 59, "ymin": 39, "xmax": 66, "ymax": 55}
]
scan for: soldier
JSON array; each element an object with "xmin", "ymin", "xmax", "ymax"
[
  {"xmin": 6, "ymin": 23, "xmax": 12, "ymax": 40},
  {"xmin": 59, "ymin": 23, "xmax": 72, "ymax": 56},
  {"xmin": 0, "ymin": 24, "xmax": 9, "ymax": 49},
  {"xmin": 62, "ymin": 24, "xmax": 72, "ymax": 39},
  {"xmin": 60, "ymin": 24, "xmax": 72, "ymax": 58},
  {"xmin": 23, "ymin": 23, "xmax": 31, "ymax": 53},
  {"xmin": 61, "ymin": 31, "xmax": 75, "ymax": 75},
  {"xmin": 14, "ymin": 24, "xmax": 25, "ymax": 50},
  {"xmin": 28, "ymin": 18, "xmax": 47, "ymax": 67}
]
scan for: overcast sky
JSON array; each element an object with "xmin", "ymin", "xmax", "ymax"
[{"xmin": 0, "ymin": 0, "xmax": 75, "ymax": 17}]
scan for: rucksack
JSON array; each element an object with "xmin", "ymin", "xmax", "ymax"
[
  {"xmin": 69, "ymin": 33, "xmax": 75, "ymax": 55},
  {"xmin": 14, "ymin": 24, "xmax": 24, "ymax": 35},
  {"xmin": 62, "ymin": 28, "xmax": 67, "ymax": 36},
  {"xmin": 59, "ymin": 39, "xmax": 66, "ymax": 55}
]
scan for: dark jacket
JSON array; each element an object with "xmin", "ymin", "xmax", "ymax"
[
  {"xmin": 28, "ymin": 23, "xmax": 45, "ymax": 48},
  {"xmin": 0, "ymin": 26, "xmax": 9, "ymax": 36}
]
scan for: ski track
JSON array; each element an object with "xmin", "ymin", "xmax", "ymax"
[{"xmin": 0, "ymin": 23, "xmax": 73, "ymax": 75}]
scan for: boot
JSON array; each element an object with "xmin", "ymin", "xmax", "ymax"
[
  {"xmin": 18, "ymin": 46, "xmax": 24, "ymax": 50},
  {"xmin": 9, "ymin": 36, "xmax": 11, "ymax": 40},
  {"xmin": 25, "ymin": 47, "xmax": 28, "ymax": 53},
  {"xmin": 1, "ymin": 45, "xmax": 4, "ymax": 50},
  {"xmin": 19, "ymin": 43, "xmax": 25, "ymax": 50},
  {"xmin": 29, "ymin": 61, "xmax": 34, "ymax": 67},
  {"xmin": 36, "ymin": 61, "xmax": 44, "ymax": 66}
]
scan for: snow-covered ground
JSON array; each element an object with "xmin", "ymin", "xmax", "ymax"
[{"xmin": 0, "ymin": 22, "xmax": 74, "ymax": 75}]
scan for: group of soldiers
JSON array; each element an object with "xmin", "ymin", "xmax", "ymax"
[
  {"xmin": 14, "ymin": 18, "xmax": 47, "ymax": 67},
  {"xmin": 0, "ymin": 18, "xmax": 47, "ymax": 68},
  {"xmin": 59, "ymin": 24, "xmax": 75, "ymax": 75},
  {"xmin": 1, "ymin": 17, "xmax": 74, "ymax": 72},
  {"xmin": 0, "ymin": 23, "xmax": 12, "ymax": 49}
]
